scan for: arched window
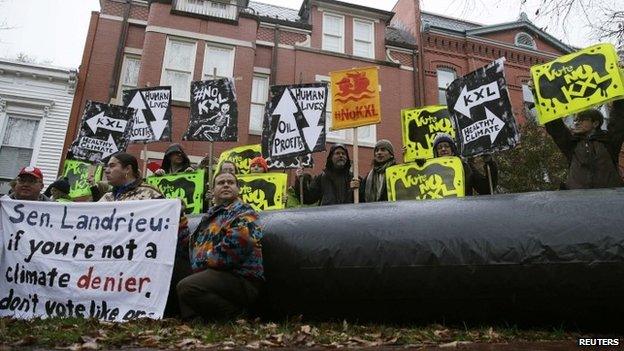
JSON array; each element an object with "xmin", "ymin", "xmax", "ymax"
[
  {"xmin": 436, "ymin": 68, "xmax": 456, "ymax": 105},
  {"xmin": 515, "ymin": 32, "xmax": 536, "ymax": 49}
]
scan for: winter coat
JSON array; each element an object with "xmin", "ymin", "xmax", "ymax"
[
  {"xmin": 161, "ymin": 144, "xmax": 191, "ymax": 174},
  {"xmin": 361, "ymin": 159, "xmax": 396, "ymax": 202},
  {"xmin": 546, "ymin": 115, "xmax": 624, "ymax": 189},
  {"xmin": 98, "ymin": 178, "xmax": 164, "ymax": 201},
  {"xmin": 294, "ymin": 144, "xmax": 364, "ymax": 205},
  {"xmin": 189, "ymin": 199, "xmax": 264, "ymax": 281}
]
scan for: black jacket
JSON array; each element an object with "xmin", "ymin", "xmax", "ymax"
[
  {"xmin": 295, "ymin": 144, "xmax": 364, "ymax": 205},
  {"xmin": 161, "ymin": 144, "xmax": 191, "ymax": 174},
  {"xmin": 546, "ymin": 106, "xmax": 624, "ymax": 189}
]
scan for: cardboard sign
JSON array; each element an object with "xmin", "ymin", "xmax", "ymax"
[
  {"xmin": 401, "ymin": 106, "xmax": 456, "ymax": 162},
  {"xmin": 62, "ymin": 160, "xmax": 103, "ymax": 199},
  {"xmin": 330, "ymin": 66, "xmax": 381, "ymax": 130},
  {"xmin": 69, "ymin": 101, "xmax": 135, "ymax": 163},
  {"xmin": 123, "ymin": 86, "xmax": 172, "ymax": 142},
  {"xmin": 385, "ymin": 157, "xmax": 465, "ymax": 201},
  {"xmin": 183, "ymin": 78, "xmax": 238, "ymax": 142},
  {"xmin": 531, "ymin": 43, "xmax": 624, "ymax": 124},
  {"xmin": 218, "ymin": 144, "xmax": 313, "ymax": 174},
  {"xmin": 261, "ymin": 83, "xmax": 327, "ymax": 159},
  {"xmin": 446, "ymin": 58, "xmax": 520, "ymax": 157},
  {"xmin": 146, "ymin": 170, "xmax": 205, "ymax": 214},
  {"xmin": 238, "ymin": 173, "xmax": 287, "ymax": 212},
  {"xmin": 0, "ymin": 199, "xmax": 180, "ymax": 321}
]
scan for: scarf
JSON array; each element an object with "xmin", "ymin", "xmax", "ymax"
[{"xmin": 365, "ymin": 158, "xmax": 395, "ymax": 202}]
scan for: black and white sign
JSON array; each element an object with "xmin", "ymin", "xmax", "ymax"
[
  {"xmin": 183, "ymin": 78, "xmax": 238, "ymax": 142},
  {"xmin": 446, "ymin": 58, "xmax": 519, "ymax": 157},
  {"xmin": 69, "ymin": 101, "xmax": 135, "ymax": 163},
  {"xmin": 123, "ymin": 87, "xmax": 172, "ymax": 142},
  {"xmin": 266, "ymin": 153, "xmax": 314, "ymax": 170},
  {"xmin": 261, "ymin": 83, "xmax": 327, "ymax": 160}
]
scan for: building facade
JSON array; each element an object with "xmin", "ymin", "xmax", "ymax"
[
  {"xmin": 0, "ymin": 58, "xmax": 77, "ymax": 191},
  {"xmin": 63, "ymin": 0, "xmax": 575, "ymax": 177}
]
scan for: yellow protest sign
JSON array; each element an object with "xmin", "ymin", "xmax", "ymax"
[
  {"xmin": 217, "ymin": 144, "xmax": 261, "ymax": 174},
  {"xmin": 531, "ymin": 43, "xmax": 624, "ymax": 124},
  {"xmin": 401, "ymin": 106, "xmax": 455, "ymax": 162},
  {"xmin": 329, "ymin": 66, "xmax": 381, "ymax": 130},
  {"xmin": 386, "ymin": 157, "xmax": 465, "ymax": 201},
  {"xmin": 238, "ymin": 173, "xmax": 287, "ymax": 212}
]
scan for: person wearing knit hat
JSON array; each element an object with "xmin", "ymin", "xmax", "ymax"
[
  {"xmin": 250, "ymin": 156, "xmax": 268, "ymax": 173},
  {"xmin": 49, "ymin": 177, "xmax": 72, "ymax": 202},
  {"xmin": 432, "ymin": 133, "xmax": 498, "ymax": 195},
  {"xmin": 295, "ymin": 144, "xmax": 363, "ymax": 205},
  {"xmin": 362, "ymin": 139, "xmax": 396, "ymax": 202}
]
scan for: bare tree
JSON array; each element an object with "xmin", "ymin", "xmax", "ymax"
[{"xmin": 527, "ymin": 0, "xmax": 623, "ymax": 46}]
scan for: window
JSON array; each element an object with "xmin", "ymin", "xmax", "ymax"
[
  {"xmin": 117, "ymin": 54, "xmax": 141, "ymax": 101},
  {"xmin": 515, "ymin": 32, "xmax": 536, "ymax": 49},
  {"xmin": 323, "ymin": 13, "xmax": 344, "ymax": 53},
  {"xmin": 353, "ymin": 19, "xmax": 374, "ymax": 58},
  {"xmin": 0, "ymin": 114, "xmax": 40, "ymax": 180},
  {"xmin": 202, "ymin": 44, "xmax": 235, "ymax": 80},
  {"xmin": 437, "ymin": 68, "xmax": 456, "ymax": 105},
  {"xmin": 317, "ymin": 75, "xmax": 376, "ymax": 146},
  {"xmin": 162, "ymin": 37, "xmax": 197, "ymax": 101},
  {"xmin": 249, "ymin": 75, "xmax": 269, "ymax": 134},
  {"xmin": 183, "ymin": 0, "xmax": 237, "ymax": 20}
]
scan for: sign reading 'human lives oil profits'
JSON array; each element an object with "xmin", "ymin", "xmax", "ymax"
[
  {"xmin": 385, "ymin": 156, "xmax": 465, "ymax": 201},
  {"xmin": 530, "ymin": 43, "xmax": 624, "ymax": 125},
  {"xmin": 329, "ymin": 66, "xmax": 381, "ymax": 130},
  {"xmin": 401, "ymin": 106, "xmax": 456, "ymax": 162}
]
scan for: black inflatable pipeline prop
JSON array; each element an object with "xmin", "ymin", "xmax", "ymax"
[{"xmin": 189, "ymin": 188, "xmax": 624, "ymax": 328}]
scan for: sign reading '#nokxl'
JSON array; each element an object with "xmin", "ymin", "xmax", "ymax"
[{"xmin": 329, "ymin": 66, "xmax": 381, "ymax": 130}]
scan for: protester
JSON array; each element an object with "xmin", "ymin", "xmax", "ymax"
[
  {"xmin": 8, "ymin": 166, "xmax": 50, "ymax": 201},
  {"xmin": 99, "ymin": 153, "xmax": 164, "ymax": 201},
  {"xmin": 219, "ymin": 160, "xmax": 238, "ymax": 174},
  {"xmin": 176, "ymin": 171, "xmax": 264, "ymax": 320},
  {"xmin": 249, "ymin": 156, "xmax": 268, "ymax": 174},
  {"xmin": 48, "ymin": 177, "xmax": 72, "ymax": 202},
  {"xmin": 432, "ymin": 133, "xmax": 497, "ymax": 195},
  {"xmin": 155, "ymin": 144, "xmax": 193, "ymax": 176},
  {"xmin": 361, "ymin": 139, "xmax": 396, "ymax": 202},
  {"xmin": 545, "ymin": 102, "xmax": 624, "ymax": 189},
  {"xmin": 295, "ymin": 144, "xmax": 362, "ymax": 205}
]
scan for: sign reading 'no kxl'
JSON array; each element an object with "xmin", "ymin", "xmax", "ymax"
[
  {"xmin": 329, "ymin": 66, "xmax": 381, "ymax": 130},
  {"xmin": 530, "ymin": 43, "xmax": 624, "ymax": 124}
]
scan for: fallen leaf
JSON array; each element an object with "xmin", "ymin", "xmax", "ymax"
[
  {"xmin": 245, "ymin": 341, "xmax": 261, "ymax": 349},
  {"xmin": 300, "ymin": 325, "xmax": 312, "ymax": 334},
  {"xmin": 260, "ymin": 339, "xmax": 277, "ymax": 347},
  {"xmin": 176, "ymin": 324, "xmax": 194, "ymax": 333},
  {"xmin": 176, "ymin": 338, "xmax": 200, "ymax": 348},
  {"xmin": 434, "ymin": 328, "xmax": 450, "ymax": 339},
  {"xmin": 81, "ymin": 341, "xmax": 99, "ymax": 350},
  {"xmin": 268, "ymin": 333, "xmax": 284, "ymax": 344}
]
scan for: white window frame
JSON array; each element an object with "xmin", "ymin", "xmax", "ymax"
[
  {"xmin": 437, "ymin": 68, "xmax": 456, "ymax": 105},
  {"xmin": 352, "ymin": 18, "xmax": 374, "ymax": 59},
  {"xmin": 117, "ymin": 54, "xmax": 141, "ymax": 101},
  {"xmin": 160, "ymin": 36, "xmax": 197, "ymax": 102},
  {"xmin": 0, "ymin": 103, "xmax": 45, "ymax": 182},
  {"xmin": 515, "ymin": 32, "xmax": 536, "ymax": 49},
  {"xmin": 322, "ymin": 12, "xmax": 345, "ymax": 54},
  {"xmin": 249, "ymin": 74, "xmax": 269, "ymax": 135},
  {"xmin": 316, "ymin": 75, "xmax": 376, "ymax": 147},
  {"xmin": 201, "ymin": 43, "xmax": 235, "ymax": 80}
]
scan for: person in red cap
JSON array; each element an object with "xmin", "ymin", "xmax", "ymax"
[
  {"xmin": 9, "ymin": 166, "xmax": 50, "ymax": 201},
  {"xmin": 249, "ymin": 156, "xmax": 268, "ymax": 174}
]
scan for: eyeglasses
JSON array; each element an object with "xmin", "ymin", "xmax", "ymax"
[{"xmin": 16, "ymin": 177, "xmax": 41, "ymax": 185}]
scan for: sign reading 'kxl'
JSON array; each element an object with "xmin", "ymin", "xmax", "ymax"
[
  {"xmin": 446, "ymin": 58, "xmax": 519, "ymax": 157},
  {"xmin": 69, "ymin": 101, "xmax": 136, "ymax": 163}
]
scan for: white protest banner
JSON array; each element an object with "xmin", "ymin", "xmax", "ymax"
[{"xmin": 0, "ymin": 199, "xmax": 181, "ymax": 322}]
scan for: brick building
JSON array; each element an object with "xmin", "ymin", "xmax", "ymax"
[{"xmin": 63, "ymin": 0, "xmax": 574, "ymax": 177}]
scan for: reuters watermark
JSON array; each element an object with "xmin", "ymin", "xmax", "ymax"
[{"xmin": 578, "ymin": 338, "xmax": 620, "ymax": 347}]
